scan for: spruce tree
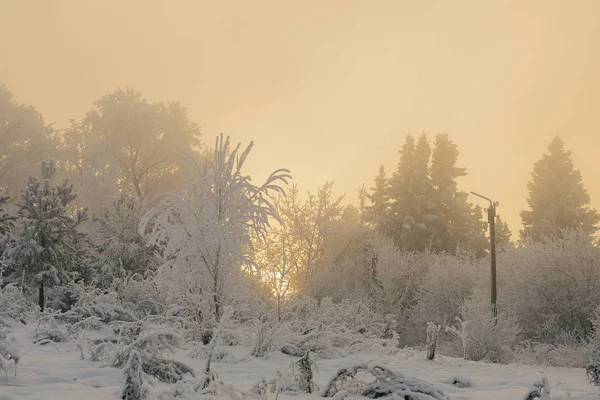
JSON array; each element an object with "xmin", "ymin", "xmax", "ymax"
[
  {"xmin": 366, "ymin": 165, "xmax": 390, "ymax": 229},
  {"xmin": 521, "ymin": 137, "xmax": 599, "ymax": 241},
  {"xmin": 430, "ymin": 133, "xmax": 486, "ymax": 255},
  {"xmin": 388, "ymin": 134, "xmax": 436, "ymax": 251},
  {"xmin": 0, "ymin": 196, "xmax": 14, "ymax": 237},
  {"xmin": 5, "ymin": 161, "xmax": 89, "ymax": 307},
  {"xmin": 0, "ymin": 196, "xmax": 15, "ymax": 283},
  {"xmin": 495, "ymin": 216, "xmax": 513, "ymax": 248},
  {"xmin": 91, "ymin": 192, "xmax": 158, "ymax": 288}
]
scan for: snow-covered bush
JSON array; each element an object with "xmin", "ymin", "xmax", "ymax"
[
  {"xmin": 252, "ymin": 321, "xmax": 287, "ymax": 358},
  {"xmin": 587, "ymin": 348, "xmax": 600, "ymax": 386},
  {"xmin": 61, "ymin": 284, "xmax": 138, "ymax": 324},
  {"xmin": 501, "ymin": 230, "xmax": 600, "ymax": 343},
  {"xmin": 366, "ymin": 233, "xmax": 428, "ymax": 319},
  {"xmin": 405, "ymin": 253, "xmax": 481, "ymax": 346},
  {"xmin": 121, "ymin": 349, "xmax": 153, "ymax": 400},
  {"xmin": 112, "ymin": 331, "xmax": 185, "ymax": 368},
  {"xmin": 514, "ymin": 340, "xmax": 591, "ymax": 368},
  {"xmin": 0, "ymin": 339, "xmax": 19, "ymax": 385},
  {"xmin": 90, "ymin": 340, "xmax": 117, "ymax": 362},
  {"xmin": 198, "ymin": 307, "xmax": 233, "ymax": 390},
  {"xmin": 45, "ymin": 282, "xmax": 86, "ymax": 312},
  {"xmin": 444, "ymin": 292, "xmax": 519, "ymax": 363},
  {"xmin": 322, "ymin": 362, "xmax": 402, "ymax": 397},
  {"xmin": 32, "ymin": 316, "xmax": 69, "ymax": 344},
  {"xmin": 322, "ymin": 362, "xmax": 448, "ymax": 400},
  {"xmin": 522, "ymin": 377, "xmax": 551, "ymax": 400},
  {"xmin": 189, "ymin": 346, "xmax": 236, "ymax": 364},
  {"xmin": 112, "ymin": 330, "xmax": 194, "ymax": 384},
  {"xmin": 295, "ymin": 351, "xmax": 317, "ymax": 393},
  {"xmin": 91, "ymin": 192, "xmax": 160, "ymax": 289},
  {"xmin": 0, "ymin": 317, "xmax": 11, "ymax": 340},
  {"xmin": 252, "ymin": 296, "xmax": 398, "ymax": 359},
  {"xmin": 0, "ymin": 283, "xmax": 36, "ymax": 323},
  {"xmin": 113, "ymin": 273, "xmax": 166, "ymax": 318},
  {"xmin": 360, "ymin": 378, "xmax": 448, "ymax": 400},
  {"xmin": 443, "ymin": 376, "xmax": 472, "ymax": 388}
]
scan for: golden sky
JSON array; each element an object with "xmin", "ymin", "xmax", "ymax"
[{"xmin": 1, "ymin": 0, "xmax": 599, "ymax": 235}]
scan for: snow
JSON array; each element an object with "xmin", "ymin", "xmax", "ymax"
[{"xmin": 2, "ymin": 324, "xmax": 600, "ymax": 400}]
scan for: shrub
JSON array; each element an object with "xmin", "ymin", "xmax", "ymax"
[{"xmin": 444, "ymin": 293, "xmax": 519, "ymax": 363}]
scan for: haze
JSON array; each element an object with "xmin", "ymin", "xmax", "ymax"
[{"xmin": 1, "ymin": 0, "xmax": 599, "ymax": 234}]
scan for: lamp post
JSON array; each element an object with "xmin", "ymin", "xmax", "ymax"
[{"xmin": 470, "ymin": 191, "xmax": 498, "ymax": 318}]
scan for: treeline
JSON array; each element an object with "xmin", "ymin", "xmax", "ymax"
[
  {"xmin": 1, "ymin": 84, "xmax": 600, "ymax": 365},
  {"xmin": 363, "ymin": 133, "xmax": 598, "ymax": 254}
]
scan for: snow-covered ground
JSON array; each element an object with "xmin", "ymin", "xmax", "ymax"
[{"xmin": 1, "ymin": 324, "xmax": 600, "ymax": 400}]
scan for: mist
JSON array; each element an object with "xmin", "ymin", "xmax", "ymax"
[
  {"xmin": 2, "ymin": 2, "xmax": 600, "ymax": 399},
  {"xmin": 2, "ymin": 0, "xmax": 599, "ymax": 234}
]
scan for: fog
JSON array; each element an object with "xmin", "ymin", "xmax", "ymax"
[
  {"xmin": 1, "ymin": 0, "xmax": 599, "ymax": 234},
  {"xmin": 5, "ymin": 3, "xmax": 600, "ymax": 397}
]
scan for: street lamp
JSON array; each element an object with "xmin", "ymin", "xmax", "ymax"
[{"xmin": 470, "ymin": 191, "xmax": 498, "ymax": 318}]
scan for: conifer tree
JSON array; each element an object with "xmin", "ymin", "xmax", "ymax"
[
  {"xmin": 495, "ymin": 216, "xmax": 513, "ymax": 249},
  {"xmin": 4, "ymin": 161, "xmax": 89, "ymax": 306},
  {"xmin": 388, "ymin": 134, "xmax": 436, "ymax": 251},
  {"xmin": 366, "ymin": 165, "xmax": 390, "ymax": 229},
  {"xmin": 121, "ymin": 350, "xmax": 151, "ymax": 400},
  {"xmin": 0, "ymin": 196, "xmax": 15, "ymax": 283},
  {"xmin": 430, "ymin": 134, "xmax": 486, "ymax": 254},
  {"xmin": 0, "ymin": 196, "xmax": 14, "ymax": 237},
  {"xmin": 521, "ymin": 137, "xmax": 599, "ymax": 241},
  {"xmin": 91, "ymin": 192, "xmax": 158, "ymax": 288}
]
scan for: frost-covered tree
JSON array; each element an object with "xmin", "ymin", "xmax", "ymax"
[
  {"xmin": 4, "ymin": 161, "xmax": 89, "ymax": 307},
  {"xmin": 0, "ymin": 196, "xmax": 14, "ymax": 237},
  {"xmin": 141, "ymin": 134, "xmax": 290, "ymax": 324},
  {"xmin": 82, "ymin": 87, "xmax": 203, "ymax": 200},
  {"xmin": 121, "ymin": 350, "xmax": 152, "ymax": 400},
  {"xmin": 388, "ymin": 134, "xmax": 436, "ymax": 251},
  {"xmin": 0, "ymin": 85, "xmax": 57, "ymax": 198},
  {"xmin": 521, "ymin": 137, "xmax": 599, "ymax": 241},
  {"xmin": 91, "ymin": 192, "xmax": 158, "ymax": 287},
  {"xmin": 271, "ymin": 182, "xmax": 344, "ymax": 299},
  {"xmin": 60, "ymin": 120, "xmax": 121, "ymax": 216},
  {"xmin": 365, "ymin": 165, "xmax": 390, "ymax": 229},
  {"xmin": 430, "ymin": 133, "xmax": 486, "ymax": 255},
  {"xmin": 0, "ymin": 196, "xmax": 15, "ymax": 278},
  {"xmin": 494, "ymin": 216, "xmax": 513, "ymax": 249},
  {"xmin": 253, "ymin": 234, "xmax": 297, "ymax": 321}
]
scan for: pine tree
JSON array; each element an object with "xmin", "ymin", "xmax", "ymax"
[
  {"xmin": 0, "ymin": 196, "xmax": 15, "ymax": 283},
  {"xmin": 388, "ymin": 134, "xmax": 436, "ymax": 251},
  {"xmin": 495, "ymin": 216, "xmax": 513, "ymax": 248},
  {"xmin": 4, "ymin": 161, "xmax": 89, "ymax": 306},
  {"xmin": 365, "ymin": 165, "xmax": 390, "ymax": 229},
  {"xmin": 0, "ymin": 196, "xmax": 14, "ymax": 237},
  {"xmin": 121, "ymin": 350, "xmax": 151, "ymax": 400},
  {"xmin": 91, "ymin": 192, "xmax": 158, "ymax": 288},
  {"xmin": 521, "ymin": 137, "xmax": 599, "ymax": 241},
  {"xmin": 430, "ymin": 134, "xmax": 486, "ymax": 255}
]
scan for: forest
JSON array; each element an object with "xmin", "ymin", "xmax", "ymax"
[{"xmin": 1, "ymin": 84, "xmax": 600, "ymax": 399}]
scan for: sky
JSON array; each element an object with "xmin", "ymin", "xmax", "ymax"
[{"xmin": 1, "ymin": 0, "xmax": 599, "ymax": 236}]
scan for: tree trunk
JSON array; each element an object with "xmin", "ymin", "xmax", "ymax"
[{"xmin": 38, "ymin": 280, "xmax": 45, "ymax": 312}]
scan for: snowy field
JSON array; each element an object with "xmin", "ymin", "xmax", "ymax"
[{"xmin": 2, "ymin": 324, "xmax": 600, "ymax": 400}]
